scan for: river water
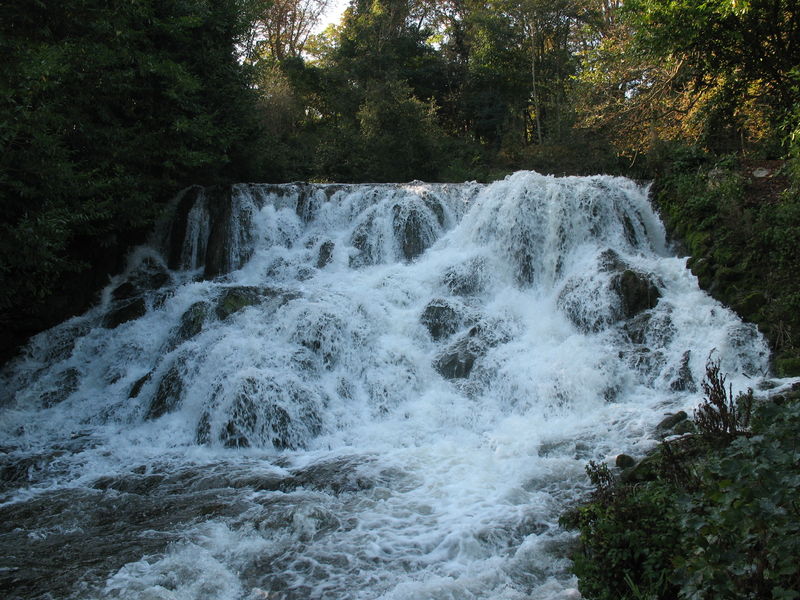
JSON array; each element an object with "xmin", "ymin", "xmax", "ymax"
[{"xmin": 0, "ymin": 172, "xmax": 769, "ymax": 599}]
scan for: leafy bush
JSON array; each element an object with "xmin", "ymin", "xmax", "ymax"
[
  {"xmin": 561, "ymin": 463, "xmax": 683, "ymax": 600},
  {"xmin": 679, "ymin": 398, "xmax": 800, "ymax": 599},
  {"xmin": 563, "ymin": 368, "xmax": 800, "ymax": 599}
]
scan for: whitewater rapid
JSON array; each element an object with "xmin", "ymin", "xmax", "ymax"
[{"xmin": 0, "ymin": 172, "xmax": 769, "ymax": 599}]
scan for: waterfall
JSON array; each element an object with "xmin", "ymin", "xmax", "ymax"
[{"xmin": 0, "ymin": 172, "xmax": 770, "ymax": 600}]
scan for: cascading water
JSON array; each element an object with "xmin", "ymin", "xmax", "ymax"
[{"xmin": 0, "ymin": 172, "xmax": 771, "ymax": 600}]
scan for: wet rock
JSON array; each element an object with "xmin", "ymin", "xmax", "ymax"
[
  {"xmin": 669, "ymin": 351, "xmax": 696, "ymax": 392},
  {"xmin": 656, "ymin": 410, "xmax": 688, "ymax": 433},
  {"xmin": 672, "ymin": 420, "xmax": 696, "ymax": 435},
  {"xmin": 424, "ymin": 197, "xmax": 446, "ymax": 226},
  {"xmin": 128, "ymin": 372, "xmax": 152, "ymax": 399},
  {"xmin": 221, "ymin": 393, "xmax": 260, "ymax": 449},
  {"xmin": 612, "ymin": 269, "xmax": 660, "ymax": 318},
  {"xmin": 167, "ymin": 186, "xmax": 205, "ymax": 270},
  {"xmin": 203, "ymin": 186, "xmax": 236, "ymax": 279},
  {"xmin": 40, "ymin": 368, "xmax": 80, "ymax": 407},
  {"xmin": 620, "ymin": 452, "xmax": 660, "ymax": 483},
  {"xmin": 434, "ymin": 328, "xmax": 485, "ymax": 379},
  {"xmin": 174, "ymin": 301, "xmax": 209, "ymax": 344},
  {"xmin": 623, "ymin": 313, "xmax": 651, "ymax": 345},
  {"xmin": 317, "ymin": 240, "xmax": 335, "ymax": 268},
  {"xmin": 420, "ymin": 299, "xmax": 461, "ymax": 341},
  {"xmin": 111, "ymin": 281, "xmax": 137, "ymax": 301},
  {"xmin": 215, "ymin": 287, "xmax": 264, "ymax": 320},
  {"xmin": 615, "ymin": 454, "xmax": 636, "ymax": 469},
  {"xmin": 349, "ymin": 215, "xmax": 377, "ymax": 268},
  {"xmin": 442, "ymin": 257, "xmax": 488, "ymax": 296},
  {"xmin": 102, "ymin": 297, "xmax": 146, "ymax": 329},
  {"xmin": 145, "ymin": 363, "xmax": 183, "ymax": 420},
  {"xmin": 393, "ymin": 204, "xmax": 438, "ymax": 261}
]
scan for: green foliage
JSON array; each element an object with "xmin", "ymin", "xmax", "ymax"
[
  {"xmin": 0, "ymin": 0, "xmax": 265, "ymax": 350},
  {"xmin": 654, "ymin": 158, "xmax": 800, "ymax": 369},
  {"xmin": 694, "ymin": 359, "xmax": 753, "ymax": 443},
  {"xmin": 562, "ymin": 463, "xmax": 683, "ymax": 600},
  {"xmin": 564, "ymin": 370, "xmax": 800, "ymax": 600},
  {"xmin": 679, "ymin": 398, "xmax": 800, "ymax": 599}
]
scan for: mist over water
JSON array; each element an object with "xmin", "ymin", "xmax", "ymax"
[{"xmin": 0, "ymin": 172, "xmax": 769, "ymax": 599}]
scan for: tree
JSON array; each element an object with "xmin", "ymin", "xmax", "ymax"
[{"xmin": 0, "ymin": 0, "xmax": 265, "ymax": 358}]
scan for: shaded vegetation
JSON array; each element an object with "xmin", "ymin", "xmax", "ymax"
[{"xmin": 562, "ymin": 361, "xmax": 800, "ymax": 599}]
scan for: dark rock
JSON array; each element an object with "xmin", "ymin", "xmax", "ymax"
[
  {"xmin": 424, "ymin": 197, "xmax": 446, "ymax": 226},
  {"xmin": 174, "ymin": 302, "xmax": 209, "ymax": 344},
  {"xmin": 612, "ymin": 269, "xmax": 661, "ymax": 318},
  {"xmin": 434, "ymin": 336, "xmax": 481, "ymax": 379},
  {"xmin": 620, "ymin": 452, "xmax": 660, "ymax": 483},
  {"xmin": 757, "ymin": 379, "xmax": 779, "ymax": 391},
  {"xmin": 215, "ymin": 287, "xmax": 265, "ymax": 320},
  {"xmin": 40, "ymin": 368, "xmax": 80, "ymax": 407},
  {"xmin": 167, "ymin": 186, "xmax": 204, "ymax": 270},
  {"xmin": 656, "ymin": 410, "xmax": 688, "ymax": 433},
  {"xmin": 393, "ymin": 204, "xmax": 436, "ymax": 261},
  {"xmin": 128, "ymin": 373, "xmax": 152, "ymax": 399},
  {"xmin": 672, "ymin": 420, "xmax": 696, "ymax": 435},
  {"xmin": 623, "ymin": 313, "xmax": 651, "ymax": 345},
  {"xmin": 196, "ymin": 412, "xmax": 211, "ymax": 444},
  {"xmin": 420, "ymin": 299, "xmax": 461, "ymax": 340},
  {"xmin": 204, "ymin": 186, "xmax": 236, "ymax": 279},
  {"xmin": 145, "ymin": 364, "xmax": 183, "ymax": 420},
  {"xmin": 669, "ymin": 351, "xmax": 696, "ymax": 392},
  {"xmin": 615, "ymin": 454, "xmax": 636, "ymax": 469},
  {"xmin": 392, "ymin": 203, "xmax": 438, "ymax": 260},
  {"xmin": 111, "ymin": 282, "xmax": 137, "ymax": 301},
  {"xmin": 442, "ymin": 257, "xmax": 487, "ymax": 296},
  {"xmin": 349, "ymin": 216, "xmax": 377, "ymax": 268},
  {"xmin": 221, "ymin": 393, "xmax": 259, "ymax": 449},
  {"xmin": 317, "ymin": 241, "xmax": 335, "ymax": 268},
  {"xmin": 102, "ymin": 297, "xmax": 146, "ymax": 329}
]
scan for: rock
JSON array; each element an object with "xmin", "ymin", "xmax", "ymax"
[
  {"xmin": 174, "ymin": 302, "xmax": 209, "ymax": 344},
  {"xmin": 167, "ymin": 186, "xmax": 204, "ymax": 270},
  {"xmin": 656, "ymin": 410, "xmax": 688, "ymax": 432},
  {"xmin": 203, "ymin": 186, "xmax": 236, "ymax": 279},
  {"xmin": 111, "ymin": 281, "xmax": 137, "ymax": 301},
  {"xmin": 145, "ymin": 363, "xmax": 183, "ymax": 420},
  {"xmin": 757, "ymin": 379, "xmax": 779, "ymax": 391},
  {"xmin": 752, "ymin": 167, "xmax": 770, "ymax": 178},
  {"xmin": 420, "ymin": 299, "xmax": 461, "ymax": 340},
  {"xmin": 128, "ymin": 372, "xmax": 152, "ymax": 399},
  {"xmin": 221, "ymin": 392, "xmax": 259, "ymax": 448},
  {"xmin": 434, "ymin": 329, "xmax": 484, "ymax": 379},
  {"xmin": 442, "ymin": 257, "xmax": 487, "ymax": 296},
  {"xmin": 317, "ymin": 240, "xmax": 335, "ymax": 268},
  {"xmin": 40, "ymin": 368, "xmax": 80, "ymax": 407},
  {"xmin": 669, "ymin": 351, "xmax": 696, "ymax": 392},
  {"xmin": 393, "ymin": 204, "xmax": 438, "ymax": 261},
  {"xmin": 672, "ymin": 420, "xmax": 696, "ymax": 435},
  {"xmin": 102, "ymin": 297, "xmax": 147, "ymax": 329},
  {"xmin": 612, "ymin": 269, "xmax": 660, "ymax": 318},
  {"xmin": 615, "ymin": 454, "xmax": 636, "ymax": 469},
  {"xmin": 620, "ymin": 452, "xmax": 660, "ymax": 483},
  {"xmin": 215, "ymin": 287, "xmax": 265, "ymax": 320}
]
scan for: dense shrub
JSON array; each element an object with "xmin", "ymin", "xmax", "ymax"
[{"xmin": 563, "ymin": 366, "xmax": 800, "ymax": 599}]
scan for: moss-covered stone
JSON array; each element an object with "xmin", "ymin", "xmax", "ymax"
[
  {"xmin": 175, "ymin": 301, "xmax": 209, "ymax": 343},
  {"xmin": 215, "ymin": 287, "xmax": 264, "ymax": 320}
]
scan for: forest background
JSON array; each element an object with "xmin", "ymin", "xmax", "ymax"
[{"xmin": 1, "ymin": 0, "xmax": 799, "ymax": 366}]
